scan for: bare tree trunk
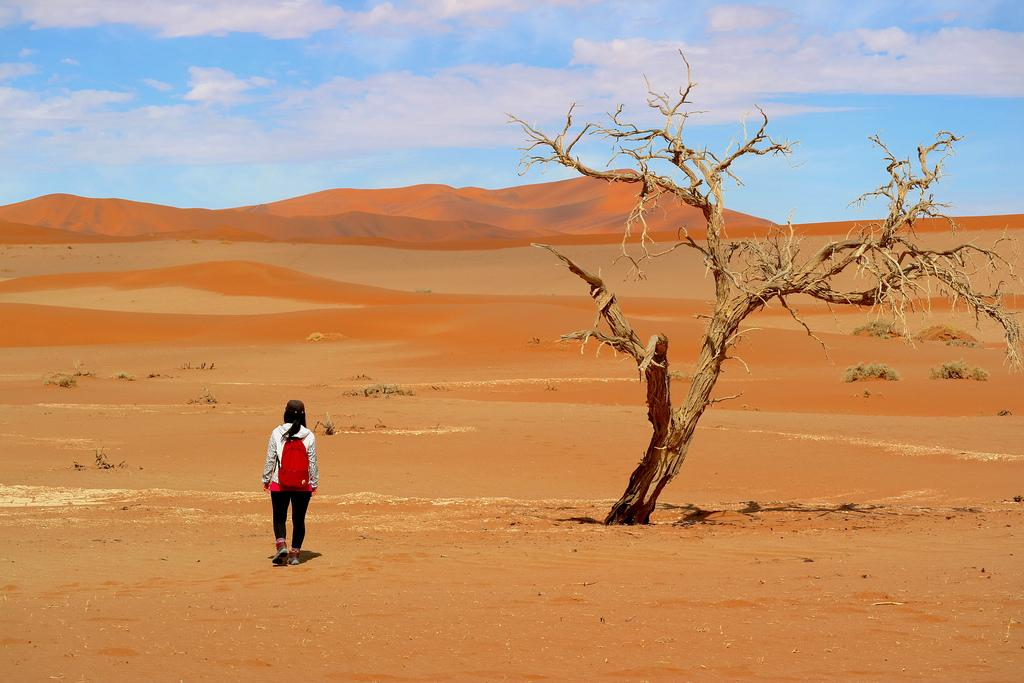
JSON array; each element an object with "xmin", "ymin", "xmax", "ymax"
[
  {"xmin": 604, "ymin": 301, "xmax": 748, "ymax": 524},
  {"xmin": 603, "ymin": 334, "xmax": 671, "ymax": 524}
]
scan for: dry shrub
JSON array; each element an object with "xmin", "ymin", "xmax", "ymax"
[
  {"xmin": 843, "ymin": 363, "xmax": 900, "ymax": 383},
  {"xmin": 113, "ymin": 372, "xmax": 136, "ymax": 381},
  {"xmin": 852, "ymin": 320, "xmax": 897, "ymax": 339},
  {"xmin": 917, "ymin": 324, "xmax": 977, "ymax": 345},
  {"xmin": 315, "ymin": 413, "xmax": 337, "ymax": 435},
  {"xmin": 345, "ymin": 384, "xmax": 414, "ymax": 397},
  {"xmin": 929, "ymin": 360, "xmax": 989, "ymax": 381},
  {"xmin": 306, "ymin": 332, "xmax": 345, "ymax": 342},
  {"xmin": 74, "ymin": 448, "xmax": 127, "ymax": 470},
  {"xmin": 44, "ymin": 373, "xmax": 77, "ymax": 388},
  {"xmin": 188, "ymin": 386, "xmax": 218, "ymax": 404},
  {"xmin": 73, "ymin": 360, "xmax": 95, "ymax": 377}
]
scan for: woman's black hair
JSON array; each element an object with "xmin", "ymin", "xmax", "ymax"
[{"xmin": 283, "ymin": 399, "xmax": 306, "ymax": 439}]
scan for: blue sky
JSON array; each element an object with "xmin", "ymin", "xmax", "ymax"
[{"xmin": 0, "ymin": 0, "xmax": 1021, "ymax": 222}]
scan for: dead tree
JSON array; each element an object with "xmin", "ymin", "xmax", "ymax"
[{"xmin": 510, "ymin": 59, "xmax": 1021, "ymax": 525}]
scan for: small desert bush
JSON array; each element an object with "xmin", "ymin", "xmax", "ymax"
[
  {"xmin": 917, "ymin": 324, "xmax": 977, "ymax": 345},
  {"xmin": 73, "ymin": 360, "xmax": 95, "ymax": 377},
  {"xmin": 188, "ymin": 386, "xmax": 218, "ymax": 404},
  {"xmin": 843, "ymin": 363, "xmax": 900, "ymax": 383},
  {"xmin": 929, "ymin": 360, "xmax": 989, "ymax": 381},
  {"xmin": 113, "ymin": 371, "xmax": 136, "ymax": 381},
  {"xmin": 306, "ymin": 332, "xmax": 344, "ymax": 342},
  {"xmin": 315, "ymin": 412, "xmax": 338, "ymax": 435},
  {"xmin": 44, "ymin": 373, "xmax": 77, "ymax": 388},
  {"xmin": 852, "ymin": 320, "xmax": 897, "ymax": 339},
  {"xmin": 345, "ymin": 383, "xmax": 414, "ymax": 397},
  {"xmin": 73, "ymin": 448, "xmax": 126, "ymax": 471}
]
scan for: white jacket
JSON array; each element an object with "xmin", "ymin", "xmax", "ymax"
[{"xmin": 262, "ymin": 424, "xmax": 319, "ymax": 488}]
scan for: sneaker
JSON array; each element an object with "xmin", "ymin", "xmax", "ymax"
[
  {"xmin": 287, "ymin": 549, "xmax": 301, "ymax": 566},
  {"xmin": 272, "ymin": 545, "xmax": 288, "ymax": 566}
]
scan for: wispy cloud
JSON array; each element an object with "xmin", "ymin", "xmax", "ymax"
[
  {"xmin": 184, "ymin": 67, "xmax": 273, "ymax": 105},
  {"xmin": 707, "ymin": 4, "xmax": 789, "ymax": 32},
  {"xmin": 0, "ymin": 62, "xmax": 36, "ymax": 80},
  {"xmin": 141, "ymin": 78, "xmax": 173, "ymax": 92},
  {"xmin": 572, "ymin": 26, "xmax": 1024, "ymax": 101},
  {"xmin": 0, "ymin": 0, "xmax": 345, "ymax": 38},
  {"xmin": 0, "ymin": 0, "xmax": 593, "ymax": 38}
]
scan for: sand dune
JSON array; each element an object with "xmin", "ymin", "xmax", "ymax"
[
  {"xmin": 0, "ymin": 260, "xmax": 413, "ymax": 305},
  {"xmin": 0, "ymin": 177, "xmax": 769, "ymax": 243},
  {"xmin": 244, "ymin": 176, "xmax": 772, "ymax": 235},
  {"xmin": 0, "ymin": 218, "xmax": 115, "ymax": 244},
  {"xmin": 0, "ymin": 194, "xmax": 520, "ymax": 242},
  {"xmin": 2, "ymin": 177, "xmax": 1019, "ymax": 248}
]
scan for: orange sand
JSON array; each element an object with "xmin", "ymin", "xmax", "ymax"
[{"xmin": 1, "ymin": 184, "xmax": 1022, "ymax": 681}]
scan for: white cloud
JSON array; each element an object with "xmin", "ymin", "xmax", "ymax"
[
  {"xmin": 707, "ymin": 4, "xmax": 788, "ymax": 32},
  {"xmin": 0, "ymin": 62, "xmax": 36, "ymax": 80},
  {"xmin": 1, "ymin": 0, "xmax": 345, "ymax": 38},
  {"xmin": 857, "ymin": 27, "xmax": 911, "ymax": 55},
  {"xmin": 184, "ymin": 67, "xmax": 273, "ymax": 105},
  {"xmin": 18, "ymin": 48, "xmax": 36, "ymax": 58},
  {"xmin": 0, "ymin": 23, "xmax": 1021, "ymax": 172},
  {"xmin": 0, "ymin": 0, "xmax": 595, "ymax": 38},
  {"xmin": 336, "ymin": 0, "xmax": 594, "ymax": 31},
  {"xmin": 571, "ymin": 26, "xmax": 1024, "ymax": 101},
  {"xmin": 60, "ymin": 57, "xmax": 80, "ymax": 66},
  {"xmin": 141, "ymin": 78, "xmax": 173, "ymax": 92}
]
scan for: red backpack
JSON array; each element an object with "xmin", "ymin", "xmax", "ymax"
[{"xmin": 278, "ymin": 437, "xmax": 310, "ymax": 490}]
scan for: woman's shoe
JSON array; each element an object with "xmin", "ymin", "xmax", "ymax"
[
  {"xmin": 287, "ymin": 549, "xmax": 301, "ymax": 566},
  {"xmin": 272, "ymin": 545, "xmax": 288, "ymax": 566}
]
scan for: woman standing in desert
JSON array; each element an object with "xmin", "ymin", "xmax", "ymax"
[{"xmin": 262, "ymin": 399, "xmax": 319, "ymax": 566}]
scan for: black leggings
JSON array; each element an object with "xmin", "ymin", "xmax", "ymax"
[{"xmin": 271, "ymin": 491, "xmax": 312, "ymax": 549}]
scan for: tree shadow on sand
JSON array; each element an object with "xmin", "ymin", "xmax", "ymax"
[
  {"xmin": 672, "ymin": 501, "xmax": 889, "ymax": 526},
  {"xmin": 553, "ymin": 500, "xmax": 976, "ymax": 527}
]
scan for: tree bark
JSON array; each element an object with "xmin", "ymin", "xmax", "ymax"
[{"xmin": 604, "ymin": 300, "xmax": 750, "ymax": 525}]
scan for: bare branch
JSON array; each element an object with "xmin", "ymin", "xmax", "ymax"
[{"xmin": 532, "ymin": 243, "xmax": 648, "ymax": 363}]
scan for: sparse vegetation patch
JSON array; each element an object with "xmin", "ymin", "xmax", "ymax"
[
  {"xmin": 73, "ymin": 360, "xmax": 95, "ymax": 377},
  {"xmin": 44, "ymin": 373, "xmax": 77, "ymax": 388},
  {"xmin": 306, "ymin": 332, "xmax": 345, "ymax": 342},
  {"xmin": 345, "ymin": 384, "xmax": 415, "ymax": 397},
  {"xmin": 852, "ymin": 320, "xmax": 898, "ymax": 339},
  {"xmin": 929, "ymin": 360, "xmax": 989, "ymax": 381},
  {"xmin": 314, "ymin": 413, "xmax": 337, "ymax": 435},
  {"xmin": 188, "ymin": 386, "xmax": 218, "ymax": 404},
  {"xmin": 843, "ymin": 363, "xmax": 900, "ymax": 383},
  {"xmin": 113, "ymin": 372, "xmax": 135, "ymax": 381},
  {"xmin": 73, "ymin": 448, "xmax": 127, "ymax": 470},
  {"xmin": 181, "ymin": 361, "xmax": 215, "ymax": 370}
]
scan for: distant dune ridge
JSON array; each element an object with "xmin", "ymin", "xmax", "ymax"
[
  {"xmin": 0, "ymin": 176, "xmax": 1019, "ymax": 245},
  {"xmin": 0, "ymin": 177, "xmax": 767, "ymax": 244}
]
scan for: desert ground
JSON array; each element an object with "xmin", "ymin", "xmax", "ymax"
[{"xmin": 1, "ymin": 192, "xmax": 1023, "ymax": 681}]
